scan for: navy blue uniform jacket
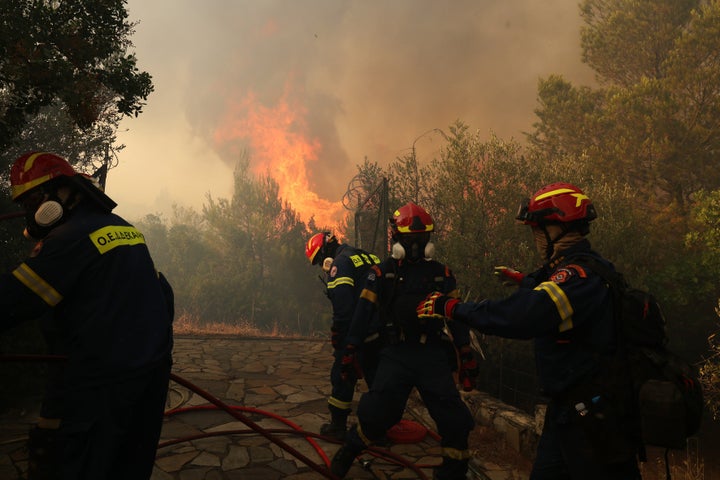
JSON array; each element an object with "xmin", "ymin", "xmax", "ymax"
[
  {"xmin": 453, "ymin": 241, "xmax": 616, "ymax": 397},
  {"xmin": 326, "ymin": 244, "xmax": 381, "ymax": 335},
  {"xmin": 348, "ymin": 256, "xmax": 471, "ymax": 349},
  {"xmin": 0, "ymin": 204, "xmax": 173, "ymax": 387}
]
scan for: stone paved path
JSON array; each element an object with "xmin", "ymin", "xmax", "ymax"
[{"xmin": 0, "ymin": 335, "xmax": 529, "ymax": 480}]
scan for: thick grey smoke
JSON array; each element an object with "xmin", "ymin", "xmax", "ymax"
[{"xmin": 122, "ymin": 0, "xmax": 594, "ymax": 218}]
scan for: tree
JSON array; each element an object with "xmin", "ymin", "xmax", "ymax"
[
  {"xmin": 530, "ymin": 0, "xmax": 720, "ymax": 211},
  {"xmin": 0, "ymin": 0, "xmax": 153, "ymax": 151},
  {"xmin": 580, "ymin": 0, "xmax": 699, "ymax": 86},
  {"xmin": 202, "ymin": 156, "xmax": 324, "ymax": 332},
  {"xmin": 700, "ymin": 301, "xmax": 720, "ymax": 420},
  {"xmin": 0, "ymin": 98, "xmax": 123, "ymax": 179},
  {"xmin": 526, "ymin": 75, "xmax": 608, "ymax": 161}
]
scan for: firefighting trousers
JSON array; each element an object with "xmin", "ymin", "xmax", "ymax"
[
  {"xmin": 328, "ymin": 337, "xmax": 382, "ymax": 418},
  {"xmin": 354, "ymin": 342, "xmax": 474, "ymax": 480},
  {"xmin": 530, "ymin": 402, "xmax": 641, "ymax": 480},
  {"xmin": 59, "ymin": 357, "xmax": 172, "ymax": 480}
]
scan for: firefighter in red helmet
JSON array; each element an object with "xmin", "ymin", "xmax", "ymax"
[
  {"xmin": 331, "ymin": 202, "xmax": 476, "ymax": 480},
  {"xmin": 2, "ymin": 152, "xmax": 174, "ymax": 480},
  {"xmin": 418, "ymin": 183, "xmax": 642, "ymax": 479},
  {"xmin": 305, "ymin": 231, "xmax": 382, "ymax": 439}
]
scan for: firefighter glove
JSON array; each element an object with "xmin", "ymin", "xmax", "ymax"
[
  {"xmin": 416, "ymin": 292, "xmax": 459, "ymax": 319},
  {"xmin": 493, "ymin": 266, "xmax": 525, "ymax": 286},
  {"xmin": 340, "ymin": 344, "xmax": 363, "ymax": 381},
  {"xmin": 458, "ymin": 346, "xmax": 479, "ymax": 392},
  {"xmin": 330, "ymin": 326, "xmax": 345, "ymax": 350}
]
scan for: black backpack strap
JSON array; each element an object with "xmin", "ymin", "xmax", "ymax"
[
  {"xmin": 561, "ymin": 254, "xmax": 625, "ymax": 289},
  {"xmin": 561, "ymin": 254, "xmax": 628, "ymax": 336},
  {"xmin": 378, "ymin": 260, "xmax": 401, "ymax": 345}
]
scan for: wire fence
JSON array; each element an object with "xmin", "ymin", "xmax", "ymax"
[
  {"xmin": 344, "ymin": 175, "xmax": 390, "ymax": 259},
  {"xmin": 475, "ymin": 337, "xmax": 543, "ymax": 415}
]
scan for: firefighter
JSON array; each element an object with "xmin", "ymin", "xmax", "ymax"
[
  {"xmin": 0, "ymin": 152, "xmax": 174, "ymax": 480},
  {"xmin": 305, "ymin": 232, "xmax": 382, "ymax": 439},
  {"xmin": 330, "ymin": 202, "xmax": 475, "ymax": 480},
  {"xmin": 417, "ymin": 183, "xmax": 642, "ymax": 479}
]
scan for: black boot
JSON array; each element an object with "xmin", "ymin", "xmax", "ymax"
[
  {"xmin": 330, "ymin": 444, "xmax": 361, "ymax": 478},
  {"xmin": 320, "ymin": 421, "xmax": 347, "ymax": 440},
  {"xmin": 322, "ymin": 406, "xmax": 349, "ymax": 440}
]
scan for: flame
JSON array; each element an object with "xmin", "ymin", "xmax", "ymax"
[{"xmin": 213, "ymin": 82, "xmax": 344, "ymax": 229}]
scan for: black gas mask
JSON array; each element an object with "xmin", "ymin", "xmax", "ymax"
[
  {"xmin": 391, "ymin": 232, "xmax": 434, "ymax": 262},
  {"xmin": 18, "ymin": 185, "xmax": 71, "ymax": 240}
]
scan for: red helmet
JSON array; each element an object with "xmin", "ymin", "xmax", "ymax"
[
  {"xmin": 516, "ymin": 182, "xmax": 597, "ymax": 225},
  {"xmin": 305, "ymin": 232, "xmax": 338, "ymax": 265},
  {"xmin": 10, "ymin": 152, "xmax": 77, "ymax": 200},
  {"xmin": 390, "ymin": 202, "xmax": 434, "ymax": 237}
]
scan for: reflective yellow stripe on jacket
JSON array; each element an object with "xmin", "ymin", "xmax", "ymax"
[
  {"xmin": 328, "ymin": 277, "xmax": 354, "ymax": 289},
  {"xmin": 12, "ymin": 263, "xmax": 63, "ymax": 306},
  {"xmin": 534, "ymin": 281, "xmax": 574, "ymax": 332}
]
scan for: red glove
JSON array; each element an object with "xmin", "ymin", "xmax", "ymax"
[
  {"xmin": 330, "ymin": 327, "xmax": 343, "ymax": 350},
  {"xmin": 340, "ymin": 345, "xmax": 363, "ymax": 381},
  {"xmin": 416, "ymin": 292, "xmax": 459, "ymax": 319},
  {"xmin": 458, "ymin": 346, "xmax": 479, "ymax": 392},
  {"xmin": 493, "ymin": 266, "xmax": 524, "ymax": 286}
]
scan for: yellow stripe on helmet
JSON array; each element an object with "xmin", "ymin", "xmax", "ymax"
[
  {"xmin": 395, "ymin": 222, "xmax": 434, "ymax": 233},
  {"xmin": 534, "ymin": 188, "xmax": 590, "ymax": 208},
  {"xmin": 533, "ymin": 188, "xmax": 576, "ymax": 201},
  {"xmin": 11, "ymin": 174, "xmax": 53, "ymax": 200}
]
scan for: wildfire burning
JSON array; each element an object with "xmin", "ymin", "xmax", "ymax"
[{"xmin": 213, "ymin": 82, "xmax": 344, "ymax": 230}]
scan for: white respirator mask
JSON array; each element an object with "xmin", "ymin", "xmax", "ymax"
[
  {"xmin": 322, "ymin": 257, "xmax": 334, "ymax": 272},
  {"xmin": 391, "ymin": 241, "xmax": 435, "ymax": 260}
]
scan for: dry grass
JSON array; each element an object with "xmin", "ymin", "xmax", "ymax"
[
  {"xmin": 468, "ymin": 433, "xmax": 707, "ymax": 480},
  {"xmin": 639, "ymin": 443, "xmax": 706, "ymax": 480},
  {"xmin": 172, "ymin": 313, "xmax": 306, "ymax": 339}
]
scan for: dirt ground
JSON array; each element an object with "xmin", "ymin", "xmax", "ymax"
[{"xmin": 467, "ymin": 424, "xmax": 534, "ymax": 474}]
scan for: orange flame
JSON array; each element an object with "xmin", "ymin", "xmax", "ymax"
[{"xmin": 213, "ymin": 83, "xmax": 344, "ymax": 229}]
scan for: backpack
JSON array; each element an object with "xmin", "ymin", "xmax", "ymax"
[{"xmin": 578, "ymin": 256, "xmax": 704, "ymax": 453}]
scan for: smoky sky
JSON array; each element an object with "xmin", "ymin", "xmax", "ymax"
[{"xmin": 120, "ymin": 0, "xmax": 594, "ymax": 219}]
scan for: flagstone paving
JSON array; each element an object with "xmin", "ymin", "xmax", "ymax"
[{"xmin": 0, "ymin": 336, "xmax": 530, "ymax": 480}]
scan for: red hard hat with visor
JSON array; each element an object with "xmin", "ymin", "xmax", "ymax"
[{"xmin": 516, "ymin": 182, "xmax": 597, "ymax": 226}]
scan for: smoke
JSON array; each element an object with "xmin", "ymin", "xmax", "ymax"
[{"xmin": 120, "ymin": 0, "xmax": 594, "ymax": 223}]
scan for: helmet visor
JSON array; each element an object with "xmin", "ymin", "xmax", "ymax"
[{"xmin": 515, "ymin": 199, "xmax": 531, "ymax": 223}]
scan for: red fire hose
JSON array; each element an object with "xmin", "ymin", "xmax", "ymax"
[
  {"xmin": 0, "ymin": 354, "xmax": 435, "ymax": 479},
  {"xmin": 0, "ymin": 211, "xmax": 25, "ymax": 221}
]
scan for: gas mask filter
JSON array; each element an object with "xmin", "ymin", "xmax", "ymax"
[
  {"xmin": 322, "ymin": 257, "xmax": 334, "ymax": 272},
  {"xmin": 391, "ymin": 235, "xmax": 435, "ymax": 261},
  {"xmin": 35, "ymin": 200, "xmax": 64, "ymax": 227},
  {"xmin": 23, "ymin": 197, "xmax": 66, "ymax": 240}
]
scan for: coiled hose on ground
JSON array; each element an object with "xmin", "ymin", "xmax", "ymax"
[{"xmin": 1, "ymin": 354, "xmax": 442, "ymax": 479}]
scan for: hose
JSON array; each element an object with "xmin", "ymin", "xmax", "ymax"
[
  {"xmin": 0, "ymin": 211, "xmax": 25, "ymax": 222},
  {"xmin": 163, "ymin": 403, "xmax": 332, "ymax": 466},
  {"xmin": 0, "ymin": 354, "xmax": 436, "ymax": 479},
  {"xmin": 163, "ymin": 403, "xmax": 433, "ymax": 479},
  {"xmin": 168, "ymin": 372, "xmax": 341, "ymax": 479}
]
